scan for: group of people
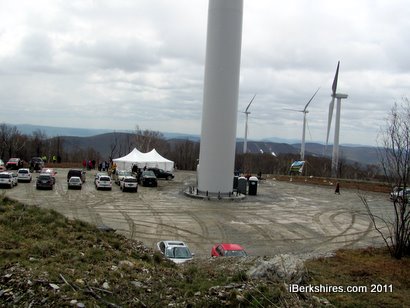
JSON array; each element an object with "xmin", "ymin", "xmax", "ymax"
[
  {"xmin": 82, "ymin": 159, "xmax": 117, "ymax": 174},
  {"xmin": 132, "ymin": 164, "xmax": 148, "ymax": 181}
]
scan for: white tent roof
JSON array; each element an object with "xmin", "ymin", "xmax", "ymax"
[
  {"xmin": 114, "ymin": 148, "xmax": 144, "ymax": 162},
  {"xmin": 113, "ymin": 148, "xmax": 174, "ymax": 172}
]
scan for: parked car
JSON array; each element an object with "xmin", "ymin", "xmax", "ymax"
[
  {"xmin": 36, "ymin": 173, "xmax": 54, "ymax": 190},
  {"xmin": 17, "ymin": 168, "xmax": 32, "ymax": 182},
  {"xmin": 68, "ymin": 176, "xmax": 82, "ymax": 190},
  {"xmin": 41, "ymin": 168, "xmax": 57, "ymax": 184},
  {"xmin": 29, "ymin": 157, "xmax": 44, "ymax": 172},
  {"xmin": 156, "ymin": 240, "xmax": 194, "ymax": 264},
  {"xmin": 140, "ymin": 170, "xmax": 158, "ymax": 187},
  {"xmin": 95, "ymin": 174, "xmax": 112, "ymax": 190},
  {"xmin": 6, "ymin": 158, "xmax": 23, "ymax": 170},
  {"xmin": 211, "ymin": 243, "xmax": 248, "ymax": 257},
  {"xmin": 114, "ymin": 170, "xmax": 132, "ymax": 185},
  {"xmin": 0, "ymin": 159, "xmax": 4, "ymax": 166},
  {"xmin": 148, "ymin": 167, "xmax": 174, "ymax": 180},
  {"xmin": 94, "ymin": 172, "xmax": 108, "ymax": 184},
  {"xmin": 0, "ymin": 171, "xmax": 18, "ymax": 188},
  {"xmin": 390, "ymin": 186, "xmax": 410, "ymax": 203},
  {"xmin": 67, "ymin": 169, "xmax": 86, "ymax": 183},
  {"xmin": 120, "ymin": 176, "xmax": 138, "ymax": 192}
]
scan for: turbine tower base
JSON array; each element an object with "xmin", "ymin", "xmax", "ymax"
[{"xmin": 184, "ymin": 186, "xmax": 246, "ymax": 201}]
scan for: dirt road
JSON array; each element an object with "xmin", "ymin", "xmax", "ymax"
[{"xmin": 1, "ymin": 169, "xmax": 392, "ymax": 258}]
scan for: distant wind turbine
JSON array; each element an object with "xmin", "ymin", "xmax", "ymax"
[
  {"xmin": 326, "ymin": 61, "xmax": 348, "ymax": 178},
  {"xmin": 284, "ymin": 88, "xmax": 320, "ymax": 160},
  {"xmin": 243, "ymin": 94, "xmax": 256, "ymax": 153}
]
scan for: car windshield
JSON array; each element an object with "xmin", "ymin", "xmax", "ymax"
[
  {"xmin": 165, "ymin": 247, "xmax": 192, "ymax": 259},
  {"xmin": 143, "ymin": 171, "xmax": 156, "ymax": 177},
  {"xmin": 18, "ymin": 170, "xmax": 29, "ymax": 174},
  {"xmin": 38, "ymin": 175, "xmax": 51, "ymax": 180},
  {"xmin": 70, "ymin": 178, "xmax": 81, "ymax": 183},
  {"xmin": 124, "ymin": 178, "xmax": 137, "ymax": 183},
  {"xmin": 8, "ymin": 158, "xmax": 19, "ymax": 162},
  {"xmin": 99, "ymin": 176, "xmax": 110, "ymax": 181},
  {"xmin": 0, "ymin": 173, "xmax": 11, "ymax": 178},
  {"xmin": 224, "ymin": 250, "xmax": 247, "ymax": 257}
]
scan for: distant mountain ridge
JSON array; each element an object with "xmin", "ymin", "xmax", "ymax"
[
  {"xmin": 57, "ymin": 133, "xmax": 379, "ymax": 167},
  {"xmin": 11, "ymin": 124, "xmax": 379, "ymax": 166},
  {"xmin": 13, "ymin": 123, "xmax": 372, "ymax": 146}
]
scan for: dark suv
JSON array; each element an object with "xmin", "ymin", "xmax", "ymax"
[
  {"xmin": 147, "ymin": 168, "xmax": 174, "ymax": 180},
  {"xmin": 29, "ymin": 157, "xmax": 44, "ymax": 172},
  {"xmin": 36, "ymin": 174, "xmax": 54, "ymax": 190},
  {"xmin": 67, "ymin": 169, "xmax": 86, "ymax": 183}
]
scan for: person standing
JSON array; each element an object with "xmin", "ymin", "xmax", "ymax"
[{"xmin": 335, "ymin": 182, "xmax": 340, "ymax": 194}]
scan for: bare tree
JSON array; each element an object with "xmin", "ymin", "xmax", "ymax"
[
  {"xmin": 134, "ymin": 126, "xmax": 167, "ymax": 153},
  {"xmin": 170, "ymin": 139, "xmax": 199, "ymax": 170},
  {"xmin": 0, "ymin": 124, "xmax": 26, "ymax": 160},
  {"xmin": 362, "ymin": 100, "xmax": 410, "ymax": 259},
  {"xmin": 109, "ymin": 132, "xmax": 119, "ymax": 161},
  {"xmin": 31, "ymin": 129, "xmax": 47, "ymax": 158}
]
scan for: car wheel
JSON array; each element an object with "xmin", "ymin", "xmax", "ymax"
[{"xmin": 166, "ymin": 175, "xmax": 172, "ymax": 180}]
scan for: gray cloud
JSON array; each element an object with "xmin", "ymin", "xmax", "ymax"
[{"xmin": 0, "ymin": 0, "xmax": 409, "ymax": 146}]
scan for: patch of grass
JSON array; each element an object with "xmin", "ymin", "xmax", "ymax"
[
  {"xmin": 305, "ymin": 247, "xmax": 410, "ymax": 307},
  {"xmin": 231, "ymin": 270, "xmax": 248, "ymax": 283}
]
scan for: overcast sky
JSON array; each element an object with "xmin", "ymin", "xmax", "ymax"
[{"xmin": 1, "ymin": 1, "xmax": 409, "ymax": 146}]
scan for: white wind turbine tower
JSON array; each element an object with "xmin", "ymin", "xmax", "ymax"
[
  {"xmin": 243, "ymin": 94, "xmax": 256, "ymax": 153},
  {"xmin": 326, "ymin": 61, "xmax": 348, "ymax": 178},
  {"xmin": 284, "ymin": 88, "xmax": 320, "ymax": 160}
]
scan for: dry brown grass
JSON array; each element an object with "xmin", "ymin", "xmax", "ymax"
[{"xmin": 305, "ymin": 247, "xmax": 410, "ymax": 307}]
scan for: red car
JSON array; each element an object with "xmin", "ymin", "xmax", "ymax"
[
  {"xmin": 211, "ymin": 243, "xmax": 248, "ymax": 257},
  {"xmin": 6, "ymin": 158, "xmax": 23, "ymax": 170},
  {"xmin": 40, "ymin": 168, "xmax": 57, "ymax": 184}
]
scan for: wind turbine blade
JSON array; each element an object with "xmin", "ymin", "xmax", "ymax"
[
  {"xmin": 245, "ymin": 94, "xmax": 256, "ymax": 112},
  {"xmin": 332, "ymin": 61, "xmax": 340, "ymax": 96},
  {"xmin": 303, "ymin": 87, "xmax": 320, "ymax": 111},
  {"xmin": 326, "ymin": 97, "xmax": 335, "ymax": 146}
]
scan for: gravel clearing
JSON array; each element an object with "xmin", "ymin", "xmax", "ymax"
[{"xmin": 1, "ymin": 169, "xmax": 391, "ymax": 258}]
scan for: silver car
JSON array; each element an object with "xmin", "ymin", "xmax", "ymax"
[
  {"xmin": 114, "ymin": 170, "xmax": 132, "ymax": 185},
  {"xmin": 156, "ymin": 240, "xmax": 194, "ymax": 264},
  {"xmin": 68, "ymin": 176, "xmax": 82, "ymax": 190},
  {"xmin": 0, "ymin": 171, "xmax": 18, "ymax": 188}
]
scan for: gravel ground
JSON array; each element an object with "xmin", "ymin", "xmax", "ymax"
[{"xmin": 1, "ymin": 168, "xmax": 392, "ymax": 258}]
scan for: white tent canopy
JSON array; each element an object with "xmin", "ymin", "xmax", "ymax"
[{"xmin": 113, "ymin": 148, "xmax": 174, "ymax": 172}]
